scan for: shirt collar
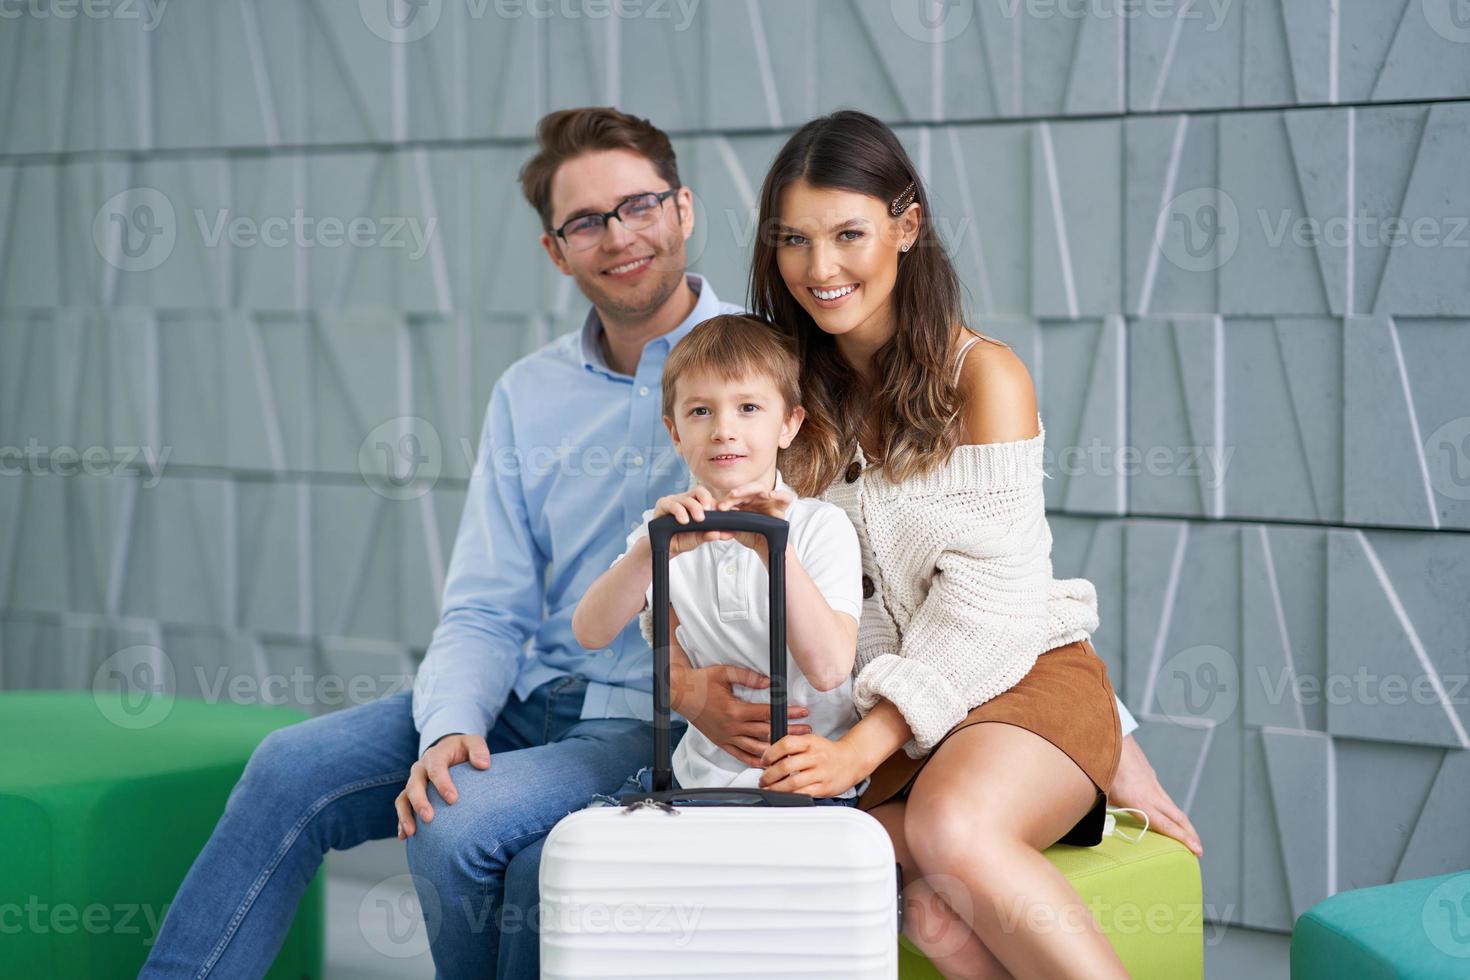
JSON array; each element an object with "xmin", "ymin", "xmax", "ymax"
[{"xmin": 579, "ymin": 273, "xmax": 724, "ymax": 378}]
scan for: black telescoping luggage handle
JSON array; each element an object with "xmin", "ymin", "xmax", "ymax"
[{"xmin": 638, "ymin": 511, "xmax": 813, "ymax": 807}]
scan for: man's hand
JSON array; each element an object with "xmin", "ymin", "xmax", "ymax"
[
  {"xmin": 394, "ymin": 733, "xmax": 491, "ymax": 839},
  {"xmin": 758, "ymin": 733, "xmax": 867, "ymax": 798},
  {"xmin": 672, "ymin": 661, "xmax": 811, "ymax": 768},
  {"xmin": 1109, "ymin": 734, "xmax": 1203, "ymax": 856}
]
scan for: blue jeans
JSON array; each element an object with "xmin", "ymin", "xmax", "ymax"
[
  {"xmin": 141, "ymin": 676, "xmax": 657, "ymax": 979},
  {"xmin": 500, "ymin": 761, "xmax": 859, "ymax": 977}
]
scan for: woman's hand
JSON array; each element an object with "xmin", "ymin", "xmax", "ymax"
[
  {"xmin": 653, "ymin": 486, "xmax": 731, "ymax": 557},
  {"xmin": 715, "ymin": 482, "xmax": 796, "ymax": 562},
  {"xmin": 758, "ymin": 733, "xmax": 869, "ymax": 798},
  {"xmin": 1109, "ymin": 735, "xmax": 1203, "ymax": 856}
]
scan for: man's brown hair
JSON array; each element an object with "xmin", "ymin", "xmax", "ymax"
[
  {"xmin": 662, "ymin": 315, "xmax": 802, "ymax": 426},
  {"xmin": 519, "ymin": 107, "xmax": 681, "ymax": 230}
]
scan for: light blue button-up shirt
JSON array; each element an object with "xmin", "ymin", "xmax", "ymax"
[{"xmin": 412, "ymin": 275, "xmax": 742, "ymax": 755}]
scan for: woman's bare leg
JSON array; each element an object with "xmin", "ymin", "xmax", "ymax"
[
  {"xmin": 903, "ymin": 722, "xmax": 1127, "ymax": 980},
  {"xmin": 867, "ymin": 801, "xmax": 1013, "ymax": 980}
]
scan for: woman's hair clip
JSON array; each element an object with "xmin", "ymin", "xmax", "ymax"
[{"xmin": 889, "ymin": 181, "xmax": 917, "ymax": 217}]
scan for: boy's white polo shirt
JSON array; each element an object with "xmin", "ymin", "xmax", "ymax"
[{"xmin": 619, "ymin": 472, "xmax": 867, "ymax": 797}]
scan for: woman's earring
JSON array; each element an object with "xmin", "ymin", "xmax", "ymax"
[{"xmin": 899, "ymin": 242, "xmax": 910, "ymax": 253}]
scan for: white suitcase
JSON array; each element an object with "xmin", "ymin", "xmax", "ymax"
[{"xmin": 540, "ymin": 512, "xmax": 900, "ymax": 978}]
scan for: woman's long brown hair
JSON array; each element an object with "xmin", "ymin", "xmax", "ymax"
[{"xmin": 749, "ymin": 110, "xmax": 985, "ymax": 498}]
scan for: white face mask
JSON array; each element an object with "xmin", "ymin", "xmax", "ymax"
[{"xmin": 1102, "ymin": 806, "xmax": 1150, "ymax": 844}]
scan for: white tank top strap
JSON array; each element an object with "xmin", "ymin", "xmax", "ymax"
[{"xmin": 952, "ymin": 333, "xmax": 983, "ymax": 385}]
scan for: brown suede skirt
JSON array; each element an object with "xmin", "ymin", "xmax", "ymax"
[{"xmin": 856, "ymin": 638, "xmax": 1123, "ymax": 847}]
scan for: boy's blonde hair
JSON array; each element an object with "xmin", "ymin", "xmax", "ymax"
[{"xmin": 662, "ymin": 315, "xmax": 802, "ymax": 425}]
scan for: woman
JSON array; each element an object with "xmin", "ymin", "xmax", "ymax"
[{"xmin": 735, "ymin": 110, "xmax": 1133, "ymax": 979}]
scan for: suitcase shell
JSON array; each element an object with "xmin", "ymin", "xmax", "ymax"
[
  {"xmin": 540, "ymin": 510, "xmax": 899, "ymax": 977},
  {"xmin": 540, "ymin": 805, "xmax": 899, "ymax": 978}
]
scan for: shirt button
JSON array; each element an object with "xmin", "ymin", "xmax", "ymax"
[
  {"xmin": 603, "ymin": 650, "xmax": 614, "ymax": 659},
  {"xmin": 723, "ymin": 564, "xmax": 735, "ymax": 576},
  {"xmin": 862, "ymin": 575, "xmax": 875, "ymax": 599},
  {"xmin": 845, "ymin": 461, "xmax": 862, "ymax": 484},
  {"xmin": 633, "ymin": 455, "xmax": 645, "ymax": 467},
  {"xmin": 639, "ymin": 386, "xmax": 650, "ymax": 396}
]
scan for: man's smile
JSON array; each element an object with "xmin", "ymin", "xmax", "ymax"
[{"xmin": 602, "ymin": 254, "xmax": 654, "ymax": 278}]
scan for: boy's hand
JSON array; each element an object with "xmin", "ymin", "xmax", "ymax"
[
  {"xmin": 671, "ymin": 661, "xmax": 812, "ymax": 768},
  {"xmin": 715, "ymin": 482, "xmax": 796, "ymax": 561},
  {"xmin": 758, "ymin": 733, "xmax": 867, "ymax": 799},
  {"xmin": 653, "ymin": 486, "xmax": 732, "ymax": 557}
]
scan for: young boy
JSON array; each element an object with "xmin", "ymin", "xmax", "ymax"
[{"xmin": 572, "ymin": 314, "xmax": 867, "ymax": 802}]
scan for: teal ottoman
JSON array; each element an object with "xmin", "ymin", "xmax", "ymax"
[
  {"xmin": 0, "ymin": 691, "xmax": 324, "ymax": 979},
  {"xmin": 1292, "ymin": 872, "xmax": 1470, "ymax": 979}
]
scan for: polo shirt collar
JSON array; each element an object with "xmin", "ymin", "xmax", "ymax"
[{"xmin": 579, "ymin": 273, "xmax": 724, "ymax": 379}]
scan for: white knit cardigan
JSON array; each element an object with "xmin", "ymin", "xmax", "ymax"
[{"xmin": 821, "ymin": 417, "xmax": 1099, "ymax": 759}]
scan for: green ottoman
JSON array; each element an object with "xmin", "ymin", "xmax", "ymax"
[
  {"xmin": 1292, "ymin": 872, "xmax": 1470, "ymax": 979},
  {"xmin": 0, "ymin": 691, "xmax": 324, "ymax": 979},
  {"xmin": 899, "ymin": 823, "xmax": 1203, "ymax": 979}
]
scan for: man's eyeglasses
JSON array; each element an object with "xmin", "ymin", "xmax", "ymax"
[{"xmin": 551, "ymin": 188, "xmax": 680, "ymax": 251}]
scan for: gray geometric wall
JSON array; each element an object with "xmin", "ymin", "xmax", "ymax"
[{"xmin": 3, "ymin": 0, "xmax": 1469, "ymax": 940}]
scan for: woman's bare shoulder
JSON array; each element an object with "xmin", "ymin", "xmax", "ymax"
[{"xmin": 954, "ymin": 332, "xmax": 1038, "ymax": 445}]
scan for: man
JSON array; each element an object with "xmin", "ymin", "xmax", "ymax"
[{"xmin": 144, "ymin": 107, "xmax": 1199, "ymax": 979}]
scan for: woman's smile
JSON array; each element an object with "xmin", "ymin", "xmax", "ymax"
[{"xmin": 808, "ymin": 282, "xmax": 860, "ymax": 308}]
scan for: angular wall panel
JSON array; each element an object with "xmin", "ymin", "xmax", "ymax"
[
  {"xmin": 679, "ymin": 132, "xmax": 787, "ymax": 305},
  {"xmin": 984, "ymin": 316, "xmax": 1127, "ymax": 515},
  {"xmin": 116, "ymin": 476, "xmax": 230, "ymax": 629},
  {"xmin": 1124, "ymin": 114, "xmax": 1226, "ymax": 316},
  {"xmin": 1326, "ymin": 529, "xmax": 1470, "ymax": 750},
  {"xmin": 920, "ymin": 119, "xmax": 1122, "ymax": 319},
  {"xmin": 1261, "ymin": 728, "xmax": 1334, "ymax": 921},
  {"xmin": 0, "ymin": 310, "xmax": 109, "ymax": 456},
  {"xmin": 1049, "ymin": 516, "xmax": 1125, "ymax": 687},
  {"xmin": 1395, "ymin": 748, "xmax": 1470, "ymax": 883},
  {"xmin": 236, "ymin": 479, "xmax": 306, "ymax": 636},
  {"xmin": 1346, "ymin": 316, "xmax": 1470, "ymax": 531},
  {"xmin": 1130, "ymin": 0, "xmax": 1470, "ymax": 113},
  {"xmin": 1131, "ymin": 314, "xmax": 1345, "ymax": 524},
  {"xmin": 1333, "ymin": 738, "xmax": 1445, "ymax": 895},
  {"xmin": 1128, "ymin": 105, "xmax": 1470, "ymax": 319},
  {"xmin": 1242, "ymin": 526, "xmax": 1329, "ymax": 734},
  {"xmin": 1129, "ymin": 317, "xmax": 1223, "ymax": 518},
  {"xmin": 1241, "ymin": 729, "xmax": 1293, "ymax": 929}
]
